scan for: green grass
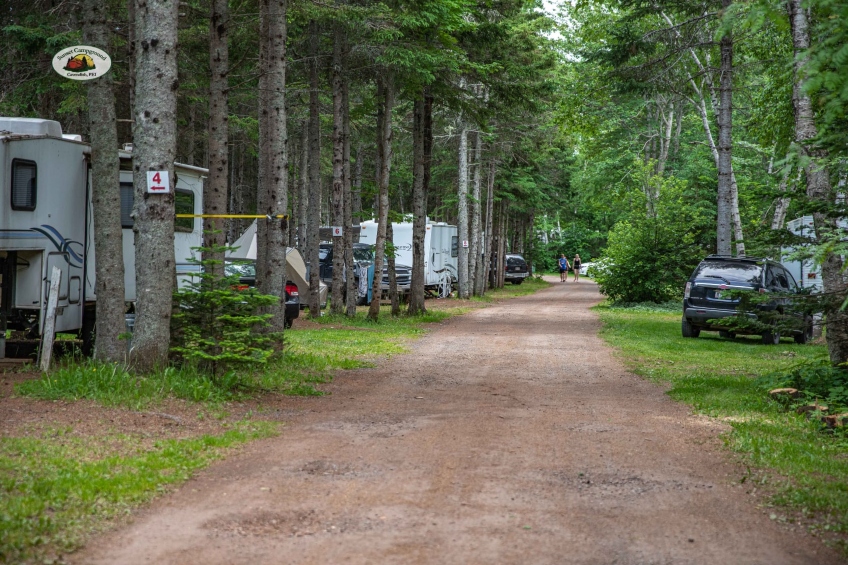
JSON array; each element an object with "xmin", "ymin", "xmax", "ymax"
[
  {"xmin": 596, "ymin": 302, "xmax": 848, "ymax": 539},
  {"xmin": 3, "ymin": 291, "xmax": 550, "ymax": 562},
  {"xmin": 0, "ymin": 421, "xmax": 277, "ymax": 563}
]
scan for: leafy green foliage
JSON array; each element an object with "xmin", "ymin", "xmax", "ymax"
[
  {"xmin": 592, "ymin": 164, "xmax": 713, "ymax": 303},
  {"xmin": 170, "ymin": 246, "xmax": 279, "ymax": 377},
  {"xmin": 757, "ymin": 361, "xmax": 848, "ymax": 412}
]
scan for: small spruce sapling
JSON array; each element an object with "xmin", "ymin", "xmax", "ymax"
[{"xmin": 170, "ymin": 237, "xmax": 281, "ymax": 378}]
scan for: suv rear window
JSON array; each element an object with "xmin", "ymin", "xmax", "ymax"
[
  {"xmin": 693, "ymin": 261, "xmax": 762, "ymax": 284},
  {"xmin": 506, "ymin": 256, "xmax": 527, "ymax": 267}
]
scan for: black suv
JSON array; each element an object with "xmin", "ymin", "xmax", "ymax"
[
  {"xmin": 319, "ymin": 243, "xmax": 412, "ymax": 299},
  {"xmin": 504, "ymin": 254, "xmax": 530, "ymax": 285},
  {"xmin": 682, "ymin": 255, "xmax": 812, "ymax": 344}
]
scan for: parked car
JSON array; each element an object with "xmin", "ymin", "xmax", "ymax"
[
  {"xmin": 682, "ymin": 255, "xmax": 812, "ymax": 344},
  {"xmin": 225, "ymin": 260, "xmax": 300, "ymax": 328},
  {"xmin": 319, "ymin": 243, "xmax": 413, "ymax": 299},
  {"xmin": 504, "ymin": 254, "xmax": 530, "ymax": 284},
  {"xmin": 579, "ymin": 262, "xmax": 594, "ymax": 276}
]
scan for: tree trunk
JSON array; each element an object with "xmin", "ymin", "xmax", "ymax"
[
  {"xmin": 716, "ymin": 0, "xmax": 734, "ymax": 257},
  {"xmin": 84, "ymin": 0, "xmax": 126, "ymax": 363},
  {"xmin": 307, "ymin": 20, "xmax": 322, "ymax": 318},
  {"xmin": 352, "ymin": 141, "xmax": 363, "ymax": 222},
  {"xmin": 409, "ymin": 95, "xmax": 427, "ymax": 315},
  {"xmin": 470, "ymin": 130, "xmax": 483, "ymax": 296},
  {"xmin": 343, "ymin": 78, "xmax": 357, "ymax": 317},
  {"xmin": 484, "ymin": 158, "xmax": 495, "ymax": 294},
  {"xmin": 789, "ymin": 0, "xmax": 848, "ymax": 365},
  {"xmin": 256, "ymin": 0, "xmax": 288, "ymax": 332},
  {"xmin": 367, "ymin": 74, "xmax": 393, "ymax": 321},
  {"xmin": 330, "ymin": 27, "xmax": 345, "ymax": 315},
  {"xmin": 457, "ymin": 125, "xmax": 469, "ymax": 299},
  {"xmin": 770, "ymin": 167, "xmax": 793, "ymax": 230},
  {"xmin": 298, "ymin": 121, "xmax": 308, "ymax": 249},
  {"xmin": 387, "ymin": 222, "xmax": 399, "ymax": 316},
  {"xmin": 129, "ymin": 0, "xmax": 179, "ymax": 371},
  {"xmin": 204, "ymin": 0, "xmax": 229, "ymax": 278}
]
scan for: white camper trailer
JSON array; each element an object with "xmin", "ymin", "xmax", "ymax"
[
  {"xmin": 782, "ymin": 215, "xmax": 848, "ymax": 292},
  {"xmin": 358, "ymin": 220, "xmax": 458, "ymax": 294},
  {"xmin": 0, "ymin": 117, "xmax": 205, "ymax": 349}
]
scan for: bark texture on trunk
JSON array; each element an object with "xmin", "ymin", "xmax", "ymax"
[
  {"xmin": 342, "ymin": 79, "xmax": 357, "ymax": 317},
  {"xmin": 368, "ymin": 75, "xmax": 393, "ymax": 320},
  {"xmin": 204, "ymin": 0, "xmax": 229, "ymax": 278},
  {"xmin": 256, "ymin": 0, "xmax": 288, "ymax": 332},
  {"xmin": 298, "ymin": 121, "xmax": 308, "ymax": 249},
  {"xmin": 408, "ymin": 96, "xmax": 427, "ymax": 315},
  {"xmin": 457, "ymin": 126, "xmax": 469, "ymax": 299},
  {"xmin": 470, "ymin": 130, "xmax": 483, "ymax": 296},
  {"xmin": 789, "ymin": 0, "xmax": 848, "ymax": 365},
  {"xmin": 307, "ymin": 20, "xmax": 322, "ymax": 317},
  {"xmin": 84, "ymin": 0, "xmax": 126, "ymax": 363},
  {"xmin": 387, "ymin": 222, "xmax": 399, "ymax": 316},
  {"xmin": 483, "ymin": 158, "xmax": 495, "ymax": 294},
  {"xmin": 716, "ymin": 0, "xmax": 734, "ymax": 256},
  {"xmin": 129, "ymin": 0, "xmax": 179, "ymax": 371},
  {"xmin": 330, "ymin": 28, "xmax": 345, "ymax": 315}
]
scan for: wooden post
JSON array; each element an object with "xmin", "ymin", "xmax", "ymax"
[{"xmin": 39, "ymin": 266, "xmax": 62, "ymax": 372}]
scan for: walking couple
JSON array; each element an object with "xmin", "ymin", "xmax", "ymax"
[{"xmin": 558, "ymin": 254, "xmax": 581, "ymax": 282}]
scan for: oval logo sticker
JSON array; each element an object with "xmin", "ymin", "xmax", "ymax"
[{"xmin": 52, "ymin": 45, "xmax": 112, "ymax": 80}]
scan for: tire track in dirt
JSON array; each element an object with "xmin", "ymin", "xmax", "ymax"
[{"xmin": 73, "ymin": 279, "xmax": 843, "ymax": 565}]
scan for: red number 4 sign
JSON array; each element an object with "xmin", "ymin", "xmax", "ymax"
[{"xmin": 146, "ymin": 171, "xmax": 170, "ymax": 193}]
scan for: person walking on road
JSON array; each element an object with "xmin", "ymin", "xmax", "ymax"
[
  {"xmin": 558, "ymin": 254, "xmax": 570, "ymax": 282},
  {"xmin": 572, "ymin": 254, "xmax": 582, "ymax": 282}
]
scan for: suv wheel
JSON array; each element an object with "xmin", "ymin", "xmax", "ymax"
[
  {"xmin": 719, "ymin": 330, "xmax": 736, "ymax": 339},
  {"xmin": 762, "ymin": 330, "xmax": 780, "ymax": 345},
  {"xmin": 511, "ymin": 279, "xmax": 523, "ymax": 285},
  {"xmin": 794, "ymin": 318, "xmax": 813, "ymax": 344},
  {"xmin": 681, "ymin": 317, "xmax": 700, "ymax": 338}
]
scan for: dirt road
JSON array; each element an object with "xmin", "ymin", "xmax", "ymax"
[{"xmin": 74, "ymin": 279, "xmax": 842, "ymax": 564}]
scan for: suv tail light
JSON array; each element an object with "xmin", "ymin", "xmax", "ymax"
[
  {"xmin": 285, "ymin": 283, "xmax": 298, "ymax": 297},
  {"xmin": 684, "ymin": 281, "xmax": 691, "ymax": 299}
]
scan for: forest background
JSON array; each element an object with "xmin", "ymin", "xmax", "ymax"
[{"xmin": 1, "ymin": 0, "xmax": 846, "ymax": 365}]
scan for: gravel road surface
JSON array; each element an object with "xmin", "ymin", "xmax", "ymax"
[{"xmin": 74, "ymin": 279, "xmax": 842, "ymax": 564}]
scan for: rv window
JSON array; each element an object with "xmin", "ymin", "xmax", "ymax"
[
  {"xmin": 451, "ymin": 236, "xmax": 458, "ymax": 258},
  {"xmin": 175, "ymin": 190, "xmax": 194, "ymax": 232},
  {"xmin": 120, "ymin": 182, "xmax": 134, "ymax": 228},
  {"xmin": 11, "ymin": 159, "xmax": 37, "ymax": 211}
]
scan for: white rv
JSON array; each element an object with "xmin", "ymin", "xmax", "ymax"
[
  {"xmin": 358, "ymin": 220, "xmax": 458, "ymax": 294},
  {"xmin": 0, "ymin": 117, "xmax": 205, "ymax": 349},
  {"xmin": 782, "ymin": 215, "xmax": 848, "ymax": 292}
]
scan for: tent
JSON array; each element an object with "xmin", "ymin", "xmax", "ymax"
[{"xmin": 227, "ymin": 221, "xmax": 327, "ymax": 307}]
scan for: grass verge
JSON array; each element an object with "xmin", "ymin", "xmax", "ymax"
[
  {"xmin": 596, "ymin": 302, "xmax": 848, "ymax": 545},
  {"xmin": 0, "ymin": 420, "xmax": 277, "ymax": 563},
  {"xmin": 4, "ymin": 290, "xmax": 546, "ymax": 561}
]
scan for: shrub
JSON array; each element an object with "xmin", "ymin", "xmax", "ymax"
[
  {"xmin": 591, "ymin": 166, "xmax": 712, "ymax": 303},
  {"xmin": 170, "ymin": 241, "xmax": 280, "ymax": 378}
]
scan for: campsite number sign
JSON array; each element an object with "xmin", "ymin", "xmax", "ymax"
[{"xmin": 146, "ymin": 171, "xmax": 170, "ymax": 193}]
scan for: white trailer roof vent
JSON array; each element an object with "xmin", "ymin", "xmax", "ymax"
[
  {"xmin": 0, "ymin": 117, "xmax": 63, "ymax": 138},
  {"xmin": 62, "ymin": 134, "xmax": 83, "ymax": 142}
]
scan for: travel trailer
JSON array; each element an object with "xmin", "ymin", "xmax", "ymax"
[
  {"xmin": 782, "ymin": 215, "xmax": 848, "ymax": 292},
  {"xmin": 358, "ymin": 220, "xmax": 458, "ymax": 295},
  {"xmin": 0, "ymin": 117, "xmax": 205, "ymax": 352}
]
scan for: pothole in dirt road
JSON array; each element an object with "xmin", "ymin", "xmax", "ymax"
[
  {"xmin": 203, "ymin": 509, "xmax": 383, "ymax": 538},
  {"xmin": 550, "ymin": 471, "xmax": 714, "ymax": 499},
  {"xmin": 314, "ymin": 413, "xmax": 429, "ymax": 439},
  {"xmin": 297, "ymin": 458, "xmax": 378, "ymax": 478}
]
